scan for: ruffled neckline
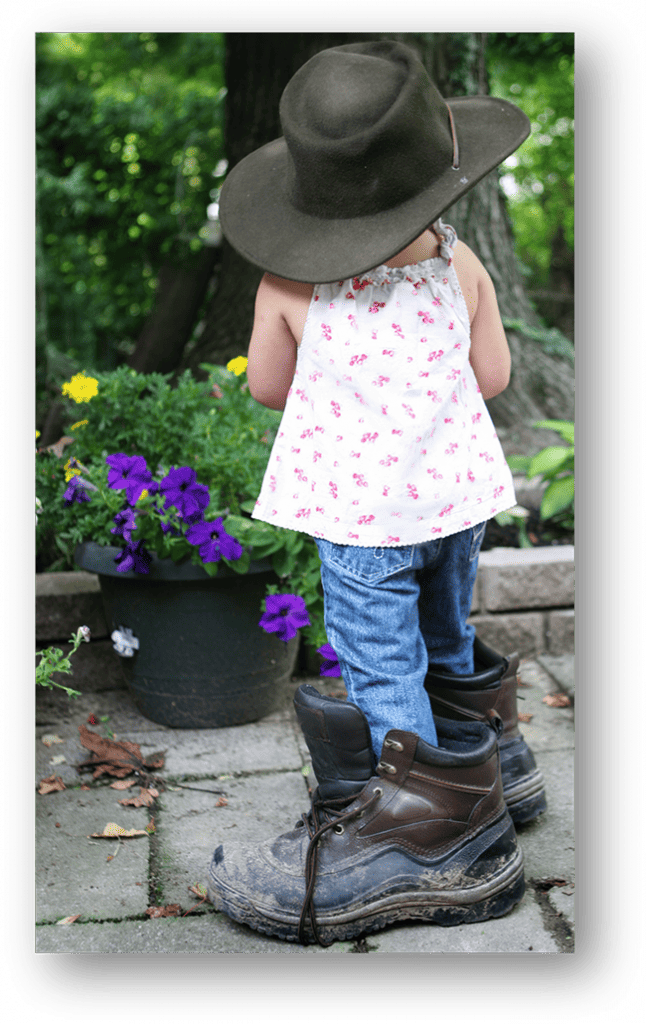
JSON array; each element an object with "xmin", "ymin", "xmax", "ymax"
[{"xmin": 352, "ymin": 219, "xmax": 456, "ymax": 286}]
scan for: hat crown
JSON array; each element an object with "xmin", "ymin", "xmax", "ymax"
[{"xmin": 279, "ymin": 42, "xmax": 454, "ymax": 220}]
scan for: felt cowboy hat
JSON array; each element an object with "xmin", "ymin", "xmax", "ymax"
[{"xmin": 218, "ymin": 40, "xmax": 530, "ymax": 283}]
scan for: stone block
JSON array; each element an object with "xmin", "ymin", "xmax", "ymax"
[
  {"xmin": 467, "ymin": 611, "xmax": 545, "ymax": 658},
  {"xmin": 36, "ymin": 571, "xmax": 108, "ymax": 641},
  {"xmin": 477, "ymin": 545, "xmax": 574, "ymax": 612},
  {"xmin": 546, "ymin": 609, "xmax": 575, "ymax": 654}
]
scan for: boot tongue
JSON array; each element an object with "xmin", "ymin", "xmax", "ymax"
[{"xmin": 294, "ymin": 685, "xmax": 375, "ymax": 802}]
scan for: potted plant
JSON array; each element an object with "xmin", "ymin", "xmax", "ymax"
[{"xmin": 36, "ymin": 361, "xmax": 329, "ymax": 727}]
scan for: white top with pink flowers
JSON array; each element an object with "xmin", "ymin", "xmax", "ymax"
[{"xmin": 252, "ymin": 222, "xmax": 515, "ymax": 547}]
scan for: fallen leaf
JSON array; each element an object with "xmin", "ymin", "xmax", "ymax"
[
  {"xmin": 89, "ymin": 822, "xmax": 149, "ymax": 838},
  {"xmin": 80, "ymin": 784, "xmax": 91, "ymax": 791},
  {"xmin": 56, "ymin": 914, "xmax": 80, "ymax": 926},
  {"xmin": 76, "ymin": 724, "xmax": 165, "ymax": 779},
  {"xmin": 41, "ymin": 734, "xmax": 64, "ymax": 747},
  {"xmin": 188, "ymin": 883, "xmax": 207, "ymax": 899},
  {"xmin": 110, "ymin": 779, "xmax": 136, "ymax": 790},
  {"xmin": 518, "ymin": 712, "xmax": 534, "ymax": 723},
  {"xmin": 145, "ymin": 818, "xmax": 156, "ymax": 834},
  {"xmin": 146, "ymin": 904, "xmax": 181, "ymax": 918},
  {"xmin": 49, "ymin": 754, "xmax": 67, "ymax": 765},
  {"xmin": 39, "ymin": 775, "xmax": 65, "ymax": 795},
  {"xmin": 542, "ymin": 693, "xmax": 571, "ymax": 707},
  {"xmin": 216, "ymin": 797, "xmax": 228, "ymax": 807},
  {"xmin": 119, "ymin": 787, "xmax": 158, "ymax": 807}
]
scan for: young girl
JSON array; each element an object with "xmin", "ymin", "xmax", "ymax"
[{"xmin": 208, "ymin": 39, "xmax": 533, "ymax": 945}]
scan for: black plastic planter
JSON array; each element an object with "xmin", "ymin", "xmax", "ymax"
[{"xmin": 75, "ymin": 542, "xmax": 298, "ymax": 728}]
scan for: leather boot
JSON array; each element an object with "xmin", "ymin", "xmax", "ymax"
[
  {"xmin": 207, "ymin": 684, "xmax": 524, "ymax": 945},
  {"xmin": 424, "ymin": 637, "xmax": 547, "ymax": 824}
]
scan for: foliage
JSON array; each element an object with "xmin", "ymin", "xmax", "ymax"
[
  {"xmin": 36, "ymin": 32, "xmax": 226, "ymax": 387},
  {"xmin": 36, "ymin": 626, "xmax": 91, "ymax": 698},
  {"xmin": 36, "ymin": 363, "xmax": 327, "ymax": 650},
  {"xmin": 487, "ymin": 33, "xmax": 574, "ymax": 288},
  {"xmin": 506, "ymin": 420, "xmax": 575, "ymax": 530}
]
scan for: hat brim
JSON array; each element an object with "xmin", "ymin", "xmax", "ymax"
[{"xmin": 219, "ymin": 95, "xmax": 530, "ymax": 283}]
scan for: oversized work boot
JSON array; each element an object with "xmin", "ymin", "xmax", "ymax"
[
  {"xmin": 207, "ymin": 683, "xmax": 524, "ymax": 945},
  {"xmin": 425, "ymin": 637, "xmax": 547, "ymax": 825}
]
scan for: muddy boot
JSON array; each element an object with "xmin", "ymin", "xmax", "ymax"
[
  {"xmin": 207, "ymin": 683, "xmax": 524, "ymax": 945},
  {"xmin": 424, "ymin": 637, "xmax": 547, "ymax": 825}
]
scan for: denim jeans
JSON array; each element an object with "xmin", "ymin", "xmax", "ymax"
[{"xmin": 316, "ymin": 523, "xmax": 486, "ymax": 758}]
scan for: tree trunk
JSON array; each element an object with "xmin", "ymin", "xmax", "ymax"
[
  {"xmin": 182, "ymin": 32, "xmax": 373, "ymax": 375},
  {"xmin": 183, "ymin": 31, "xmax": 574, "ymax": 451},
  {"xmin": 127, "ymin": 243, "xmax": 219, "ymax": 375}
]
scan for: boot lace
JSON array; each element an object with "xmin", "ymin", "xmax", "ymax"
[{"xmin": 297, "ymin": 786, "xmax": 382, "ymax": 946}]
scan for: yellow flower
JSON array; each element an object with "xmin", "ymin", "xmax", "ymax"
[
  {"xmin": 226, "ymin": 356, "xmax": 248, "ymax": 377},
  {"xmin": 61, "ymin": 372, "xmax": 99, "ymax": 404},
  {"xmin": 138, "ymin": 489, "xmax": 149, "ymax": 501},
  {"xmin": 70, "ymin": 419, "xmax": 89, "ymax": 431},
  {"xmin": 36, "ymin": 430, "xmax": 41, "ymax": 439},
  {"xmin": 64, "ymin": 458, "xmax": 81, "ymax": 482}
]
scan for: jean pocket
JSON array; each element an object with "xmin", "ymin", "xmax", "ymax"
[
  {"xmin": 317, "ymin": 539, "xmax": 415, "ymax": 584},
  {"xmin": 469, "ymin": 521, "xmax": 487, "ymax": 562}
]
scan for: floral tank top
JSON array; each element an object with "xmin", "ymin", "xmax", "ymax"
[{"xmin": 252, "ymin": 221, "xmax": 515, "ymax": 547}]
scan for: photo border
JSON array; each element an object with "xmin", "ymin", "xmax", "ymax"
[{"xmin": 11, "ymin": 1, "xmax": 640, "ymax": 1018}]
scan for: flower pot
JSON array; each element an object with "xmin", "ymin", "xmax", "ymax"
[{"xmin": 74, "ymin": 541, "xmax": 298, "ymax": 729}]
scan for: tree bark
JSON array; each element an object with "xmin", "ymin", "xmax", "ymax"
[{"xmin": 127, "ymin": 243, "xmax": 219, "ymax": 375}]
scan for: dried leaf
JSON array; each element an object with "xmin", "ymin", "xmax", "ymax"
[
  {"xmin": 49, "ymin": 754, "xmax": 67, "ymax": 765},
  {"xmin": 216, "ymin": 797, "xmax": 228, "ymax": 807},
  {"xmin": 56, "ymin": 914, "xmax": 81, "ymax": 926},
  {"xmin": 89, "ymin": 822, "xmax": 149, "ymax": 838},
  {"xmin": 518, "ymin": 712, "xmax": 534, "ymax": 723},
  {"xmin": 39, "ymin": 775, "xmax": 65, "ymax": 795},
  {"xmin": 110, "ymin": 779, "xmax": 136, "ymax": 790},
  {"xmin": 119, "ymin": 787, "xmax": 158, "ymax": 808},
  {"xmin": 77, "ymin": 724, "xmax": 164, "ymax": 779},
  {"xmin": 41, "ymin": 734, "xmax": 64, "ymax": 747},
  {"xmin": 188, "ymin": 883, "xmax": 207, "ymax": 899},
  {"xmin": 146, "ymin": 904, "xmax": 181, "ymax": 918},
  {"xmin": 542, "ymin": 693, "xmax": 571, "ymax": 707}
]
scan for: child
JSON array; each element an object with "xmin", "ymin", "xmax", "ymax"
[{"xmin": 208, "ymin": 40, "xmax": 538, "ymax": 945}]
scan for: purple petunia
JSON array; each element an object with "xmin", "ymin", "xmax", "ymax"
[
  {"xmin": 114, "ymin": 539, "xmax": 152, "ymax": 574},
  {"xmin": 259, "ymin": 593, "xmax": 311, "ymax": 644},
  {"xmin": 159, "ymin": 466, "xmax": 210, "ymax": 520},
  {"xmin": 63, "ymin": 477, "xmax": 92, "ymax": 506},
  {"xmin": 106, "ymin": 454, "xmax": 155, "ymax": 506},
  {"xmin": 110, "ymin": 507, "xmax": 138, "ymax": 542},
  {"xmin": 317, "ymin": 643, "xmax": 341, "ymax": 678},
  {"xmin": 185, "ymin": 517, "xmax": 243, "ymax": 563}
]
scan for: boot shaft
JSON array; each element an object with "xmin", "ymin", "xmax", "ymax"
[{"xmin": 425, "ymin": 638, "xmax": 521, "ymax": 740}]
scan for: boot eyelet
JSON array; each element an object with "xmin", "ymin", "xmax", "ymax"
[
  {"xmin": 333, "ymin": 824, "xmax": 344, "ymax": 834},
  {"xmin": 377, "ymin": 760, "xmax": 397, "ymax": 775},
  {"xmin": 384, "ymin": 738, "xmax": 404, "ymax": 751},
  {"xmin": 373, "ymin": 787, "xmax": 383, "ymax": 797}
]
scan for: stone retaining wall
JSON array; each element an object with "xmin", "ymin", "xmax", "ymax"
[{"xmin": 36, "ymin": 545, "xmax": 574, "ymax": 694}]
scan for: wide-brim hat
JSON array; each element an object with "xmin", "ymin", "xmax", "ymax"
[{"xmin": 219, "ymin": 40, "xmax": 530, "ymax": 283}]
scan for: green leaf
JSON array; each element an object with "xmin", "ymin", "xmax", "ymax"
[
  {"xmin": 506, "ymin": 454, "xmax": 532, "ymax": 474},
  {"xmin": 201, "ymin": 561, "xmax": 219, "ymax": 578},
  {"xmin": 532, "ymin": 420, "xmax": 575, "ymax": 445},
  {"xmin": 528, "ymin": 446, "xmax": 574, "ymax": 480},
  {"xmin": 540, "ymin": 476, "xmax": 575, "ymax": 520}
]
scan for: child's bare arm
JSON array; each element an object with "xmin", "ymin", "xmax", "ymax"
[
  {"xmin": 453, "ymin": 242, "xmax": 511, "ymax": 400},
  {"xmin": 247, "ymin": 274, "xmax": 310, "ymax": 411}
]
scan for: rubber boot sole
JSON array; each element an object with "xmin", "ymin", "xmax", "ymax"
[{"xmin": 207, "ymin": 812, "xmax": 525, "ymax": 945}]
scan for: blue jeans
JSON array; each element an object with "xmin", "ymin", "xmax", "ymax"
[{"xmin": 316, "ymin": 523, "xmax": 486, "ymax": 758}]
